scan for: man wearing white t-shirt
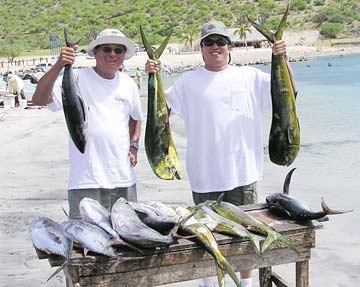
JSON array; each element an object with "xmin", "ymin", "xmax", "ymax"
[
  {"xmin": 32, "ymin": 29, "xmax": 142, "ymax": 219},
  {"xmin": 146, "ymin": 21, "xmax": 296, "ymax": 287}
]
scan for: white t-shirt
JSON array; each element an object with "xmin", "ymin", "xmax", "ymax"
[
  {"xmin": 48, "ymin": 68, "xmax": 143, "ymax": 190},
  {"xmin": 166, "ymin": 65, "xmax": 271, "ymax": 193}
]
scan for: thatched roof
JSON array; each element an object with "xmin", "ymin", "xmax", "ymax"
[{"xmin": 228, "ymin": 27, "xmax": 267, "ymax": 43}]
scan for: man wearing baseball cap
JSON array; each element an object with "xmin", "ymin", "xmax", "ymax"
[
  {"xmin": 146, "ymin": 20, "xmax": 297, "ymax": 287},
  {"xmin": 33, "ymin": 29, "xmax": 143, "ymax": 219}
]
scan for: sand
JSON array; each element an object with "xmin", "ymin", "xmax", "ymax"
[{"xmin": 1, "ymin": 43, "xmax": 359, "ymax": 287}]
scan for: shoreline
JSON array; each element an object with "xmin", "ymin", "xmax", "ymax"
[{"xmin": 1, "ymin": 45, "xmax": 360, "ymax": 75}]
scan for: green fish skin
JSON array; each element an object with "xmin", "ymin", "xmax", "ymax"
[
  {"xmin": 140, "ymin": 26, "xmax": 181, "ymax": 180},
  {"xmin": 176, "ymin": 207, "xmax": 241, "ymax": 287},
  {"xmin": 190, "ymin": 205, "xmax": 263, "ymax": 257},
  {"xmin": 207, "ymin": 194, "xmax": 299, "ymax": 256},
  {"xmin": 248, "ymin": 4, "xmax": 300, "ymax": 166}
]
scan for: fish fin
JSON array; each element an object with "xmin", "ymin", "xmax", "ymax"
[
  {"xmin": 283, "ymin": 168, "xmax": 296, "ymax": 195},
  {"xmin": 321, "ymin": 198, "xmax": 353, "ymax": 215},
  {"xmin": 83, "ymin": 248, "xmax": 89, "ymax": 256},
  {"xmin": 47, "ymin": 261, "xmax": 67, "ymax": 282}
]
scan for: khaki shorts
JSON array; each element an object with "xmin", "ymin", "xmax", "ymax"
[
  {"xmin": 68, "ymin": 184, "xmax": 137, "ymax": 219},
  {"xmin": 192, "ymin": 183, "xmax": 257, "ymax": 206}
]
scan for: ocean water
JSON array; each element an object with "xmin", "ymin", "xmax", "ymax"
[{"xmin": 161, "ymin": 55, "xmax": 360, "ymax": 286}]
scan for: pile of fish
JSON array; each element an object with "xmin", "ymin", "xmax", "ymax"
[{"xmin": 29, "ymin": 196, "xmax": 304, "ymax": 285}]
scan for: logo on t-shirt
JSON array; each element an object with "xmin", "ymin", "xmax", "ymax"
[{"xmin": 114, "ymin": 96, "xmax": 127, "ymax": 104}]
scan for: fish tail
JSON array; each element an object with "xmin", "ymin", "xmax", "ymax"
[
  {"xmin": 247, "ymin": 232, "xmax": 263, "ymax": 258},
  {"xmin": 247, "ymin": 18, "xmax": 275, "ymax": 43},
  {"xmin": 283, "ymin": 168, "xmax": 296, "ymax": 195},
  {"xmin": 47, "ymin": 261, "xmax": 67, "ymax": 282},
  {"xmin": 276, "ymin": 233, "xmax": 300, "ymax": 255},
  {"xmin": 222, "ymin": 257, "xmax": 241, "ymax": 287},
  {"xmin": 215, "ymin": 263, "xmax": 225, "ymax": 287},
  {"xmin": 140, "ymin": 25, "xmax": 155, "ymax": 60},
  {"xmin": 275, "ymin": 3, "xmax": 290, "ymax": 40},
  {"xmin": 154, "ymin": 28, "xmax": 172, "ymax": 59},
  {"xmin": 260, "ymin": 233, "xmax": 275, "ymax": 254},
  {"xmin": 63, "ymin": 28, "xmax": 82, "ymax": 48},
  {"xmin": 321, "ymin": 198, "xmax": 353, "ymax": 215}
]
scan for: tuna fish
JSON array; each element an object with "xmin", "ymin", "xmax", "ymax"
[
  {"xmin": 266, "ymin": 168, "xmax": 353, "ymax": 221},
  {"xmin": 207, "ymin": 194, "xmax": 299, "ymax": 255},
  {"xmin": 248, "ymin": 4, "xmax": 300, "ymax": 166},
  {"xmin": 140, "ymin": 25, "xmax": 181, "ymax": 180},
  {"xmin": 62, "ymin": 220, "xmax": 117, "ymax": 258},
  {"xmin": 128, "ymin": 200, "xmax": 178, "ymax": 233},
  {"xmin": 111, "ymin": 198, "xmax": 177, "ymax": 248},
  {"xmin": 176, "ymin": 207, "xmax": 241, "ymax": 287},
  {"xmin": 29, "ymin": 216, "xmax": 73, "ymax": 281},
  {"xmin": 62, "ymin": 29, "xmax": 87, "ymax": 153}
]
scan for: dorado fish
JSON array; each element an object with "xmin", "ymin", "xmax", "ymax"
[
  {"xmin": 208, "ymin": 194, "xmax": 299, "ymax": 255},
  {"xmin": 111, "ymin": 198, "xmax": 177, "ymax": 248},
  {"xmin": 62, "ymin": 29, "xmax": 87, "ymax": 153},
  {"xmin": 266, "ymin": 168, "xmax": 353, "ymax": 221},
  {"xmin": 140, "ymin": 26, "xmax": 181, "ymax": 180},
  {"xmin": 29, "ymin": 216, "xmax": 73, "ymax": 281},
  {"xmin": 176, "ymin": 207, "xmax": 241, "ymax": 287},
  {"xmin": 190, "ymin": 204, "xmax": 263, "ymax": 257},
  {"xmin": 248, "ymin": 4, "xmax": 300, "ymax": 166},
  {"xmin": 128, "ymin": 200, "xmax": 178, "ymax": 234},
  {"xmin": 63, "ymin": 220, "xmax": 117, "ymax": 258}
]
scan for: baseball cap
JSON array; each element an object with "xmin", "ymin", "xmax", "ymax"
[
  {"xmin": 87, "ymin": 29, "xmax": 136, "ymax": 60},
  {"xmin": 200, "ymin": 21, "xmax": 230, "ymax": 41}
]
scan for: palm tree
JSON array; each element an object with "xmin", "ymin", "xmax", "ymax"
[
  {"xmin": 180, "ymin": 30, "xmax": 196, "ymax": 52},
  {"xmin": 233, "ymin": 23, "xmax": 252, "ymax": 50}
]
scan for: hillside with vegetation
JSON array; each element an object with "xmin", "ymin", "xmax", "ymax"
[{"xmin": 0, "ymin": 0, "xmax": 359, "ymax": 58}]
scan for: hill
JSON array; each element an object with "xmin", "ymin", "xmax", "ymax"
[{"xmin": 0, "ymin": 0, "xmax": 359, "ymax": 55}]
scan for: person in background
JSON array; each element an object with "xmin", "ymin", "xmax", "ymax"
[
  {"xmin": 146, "ymin": 20, "xmax": 297, "ymax": 287},
  {"xmin": 134, "ymin": 67, "xmax": 143, "ymax": 91},
  {"xmin": 32, "ymin": 29, "xmax": 143, "ymax": 219},
  {"xmin": 7, "ymin": 71, "xmax": 26, "ymax": 106}
]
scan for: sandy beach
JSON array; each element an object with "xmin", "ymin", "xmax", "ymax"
[{"xmin": 1, "ymin": 41, "xmax": 359, "ymax": 287}]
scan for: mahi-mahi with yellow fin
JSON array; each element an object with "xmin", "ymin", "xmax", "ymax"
[
  {"xmin": 248, "ymin": 4, "xmax": 300, "ymax": 166},
  {"xmin": 140, "ymin": 26, "xmax": 181, "ymax": 180}
]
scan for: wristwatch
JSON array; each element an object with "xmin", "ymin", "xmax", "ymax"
[{"xmin": 130, "ymin": 142, "xmax": 139, "ymax": 149}]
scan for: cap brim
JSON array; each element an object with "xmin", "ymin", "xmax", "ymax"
[
  {"xmin": 87, "ymin": 36, "xmax": 136, "ymax": 60},
  {"xmin": 200, "ymin": 32, "xmax": 230, "ymax": 41}
]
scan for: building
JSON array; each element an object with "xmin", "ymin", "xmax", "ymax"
[{"xmin": 228, "ymin": 26, "xmax": 268, "ymax": 48}]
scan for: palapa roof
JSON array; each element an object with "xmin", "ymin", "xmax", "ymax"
[{"xmin": 228, "ymin": 26, "xmax": 267, "ymax": 43}]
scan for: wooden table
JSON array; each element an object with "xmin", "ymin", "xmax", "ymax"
[{"xmin": 36, "ymin": 203, "xmax": 323, "ymax": 287}]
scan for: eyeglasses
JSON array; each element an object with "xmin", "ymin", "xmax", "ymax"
[
  {"xmin": 201, "ymin": 38, "xmax": 229, "ymax": 47},
  {"xmin": 100, "ymin": 46, "xmax": 126, "ymax": 54}
]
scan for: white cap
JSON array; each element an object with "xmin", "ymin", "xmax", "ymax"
[{"xmin": 87, "ymin": 29, "xmax": 136, "ymax": 60}]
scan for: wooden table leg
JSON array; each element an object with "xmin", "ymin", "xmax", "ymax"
[
  {"xmin": 296, "ymin": 260, "xmax": 309, "ymax": 287},
  {"xmin": 259, "ymin": 267, "xmax": 272, "ymax": 287}
]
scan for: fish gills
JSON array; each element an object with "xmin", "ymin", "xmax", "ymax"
[
  {"xmin": 248, "ymin": 4, "xmax": 300, "ymax": 166},
  {"xmin": 62, "ymin": 28, "xmax": 87, "ymax": 153},
  {"xmin": 140, "ymin": 25, "xmax": 181, "ymax": 180}
]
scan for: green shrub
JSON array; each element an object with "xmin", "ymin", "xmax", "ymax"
[{"xmin": 320, "ymin": 22, "xmax": 344, "ymax": 38}]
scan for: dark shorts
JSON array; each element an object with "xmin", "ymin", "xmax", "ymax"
[
  {"xmin": 192, "ymin": 182, "xmax": 257, "ymax": 206},
  {"xmin": 68, "ymin": 184, "xmax": 137, "ymax": 219}
]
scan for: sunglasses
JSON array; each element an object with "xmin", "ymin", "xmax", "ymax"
[
  {"xmin": 100, "ymin": 46, "xmax": 126, "ymax": 54},
  {"xmin": 202, "ymin": 38, "xmax": 229, "ymax": 47}
]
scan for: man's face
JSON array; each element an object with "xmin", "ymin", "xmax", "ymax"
[
  {"xmin": 200, "ymin": 35, "xmax": 231, "ymax": 71},
  {"xmin": 94, "ymin": 44, "xmax": 126, "ymax": 75}
]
